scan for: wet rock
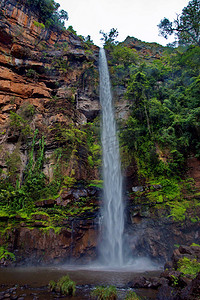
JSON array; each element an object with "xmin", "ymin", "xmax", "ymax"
[
  {"xmin": 77, "ymin": 96, "xmax": 100, "ymax": 121},
  {"xmin": 179, "ymin": 275, "xmax": 192, "ymax": 288},
  {"xmin": 72, "ymin": 188, "xmax": 88, "ymax": 200},
  {"xmin": 35, "ymin": 199, "xmax": 55, "ymax": 207},
  {"xmin": 88, "ymin": 186, "xmax": 101, "ymax": 196},
  {"xmin": 32, "ymin": 214, "xmax": 49, "ymax": 221},
  {"xmin": 156, "ymin": 283, "xmax": 179, "ymax": 300},
  {"xmin": 129, "ymin": 276, "xmax": 167, "ymax": 289},
  {"xmin": 128, "ymin": 276, "xmax": 147, "ymax": 288},
  {"xmin": 132, "ymin": 186, "xmax": 144, "ymax": 192},
  {"xmin": 152, "ymin": 184, "xmax": 162, "ymax": 190},
  {"xmin": 180, "ymin": 272, "xmax": 200, "ymax": 299},
  {"xmin": 164, "ymin": 261, "xmax": 173, "ymax": 270},
  {"xmin": 179, "ymin": 245, "xmax": 200, "ymax": 259}
]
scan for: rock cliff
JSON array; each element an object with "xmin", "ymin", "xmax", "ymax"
[
  {"xmin": 0, "ymin": 0, "xmax": 101, "ymax": 265},
  {"xmin": 0, "ymin": 0, "xmax": 100, "ymax": 179}
]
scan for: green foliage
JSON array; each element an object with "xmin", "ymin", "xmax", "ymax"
[
  {"xmin": 49, "ymin": 280, "xmax": 56, "ymax": 291},
  {"xmin": 100, "ymin": 28, "xmax": 119, "ymax": 48},
  {"xmin": 83, "ymin": 35, "xmax": 94, "ymax": 47},
  {"xmin": 177, "ymin": 257, "xmax": 200, "ymax": 277},
  {"xmin": 108, "ymin": 40, "xmax": 200, "ymax": 221},
  {"xmin": 124, "ymin": 291, "xmax": 141, "ymax": 300},
  {"xmin": 0, "ymin": 130, "xmax": 47, "ymax": 211},
  {"xmin": 33, "ymin": 21, "xmax": 45, "ymax": 29},
  {"xmin": 63, "ymin": 176, "xmax": 76, "ymax": 188},
  {"xmin": 24, "ymin": 0, "xmax": 68, "ymax": 31},
  {"xmin": 9, "ymin": 111, "xmax": 32, "ymax": 138},
  {"xmin": 191, "ymin": 243, "xmax": 200, "ymax": 246},
  {"xmin": 168, "ymin": 201, "xmax": 189, "ymax": 221},
  {"xmin": 88, "ymin": 180, "xmax": 103, "ymax": 189},
  {"xmin": 91, "ymin": 285, "xmax": 117, "ymax": 300},
  {"xmin": 112, "ymin": 45, "xmax": 138, "ymax": 67},
  {"xmin": 0, "ymin": 246, "xmax": 15, "ymax": 261},
  {"xmin": 51, "ymin": 56, "xmax": 69, "ymax": 73},
  {"xmin": 158, "ymin": 0, "xmax": 200, "ymax": 46},
  {"xmin": 170, "ymin": 275, "xmax": 179, "ymax": 287},
  {"xmin": 49, "ymin": 275, "xmax": 76, "ymax": 296},
  {"xmin": 67, "ymin": 25, "xmax": 77, "ymax": 35},
  {"xmin": 5, "ymin": 143, "xmax": 21, "ymax": 184},
  {"xmin": 26, "ymin": 68, "xmax": 39, "ymax": 80}
]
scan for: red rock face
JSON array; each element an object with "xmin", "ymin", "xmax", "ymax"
[
  {"xmin": 0, "ymin": 0, "xmax": 100, "ymax": 180},
  {"xmin": 0, "ymin": 0, "xmax": 101, "ymax": 265},
  {"xmin": 0, "ymin": 221, "xmax": 98, "ymax": 265}
]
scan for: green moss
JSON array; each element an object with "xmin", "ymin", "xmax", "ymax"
[
  {"xmin": 40, "ymin": 226, "xmax": 62, "ymax": 234},
  {"xmin": 177, "ymin": 257, "xmax": 200, "ymax": 278},
  {"xmin": 33, "ymin": 21, "xmax": 45, "ymax": 29},
  {"xmin": 30, "ymin": 211, "xmax": 50, "ymax": 218},
  {"xmin": 190, "ymin": 243, "xmax": 200, "ymax": 247},
  {"xmin": 91, "ymin": 285, "xmax": 117, "ymax": 300},
  {"xmin": 89, "ymin": 180, "xmax": 103, "ymax": 189}
]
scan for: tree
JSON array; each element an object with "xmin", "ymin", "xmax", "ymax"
[
  {"xmin": 26, "ymin": 0, "xmax": 68, "ymax": 30},
  {"xmin": 99, "ymin": 28, "xmax": 119, "ymax": 47},
  {"xmin": 158, "ymin": 0, "xmax": 200, "ymax": 46}
]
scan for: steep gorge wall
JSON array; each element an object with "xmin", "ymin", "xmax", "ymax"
[
  {"xmin": 0, "ymin": 0, "xmax": 102, "ymax": 265},
  {"xmin": 0, "ymin": 0, "xmax": 100, "ymax": 181}
]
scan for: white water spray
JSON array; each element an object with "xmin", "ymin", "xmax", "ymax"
[{"xmin": 99, "ymin": 48, "xmax": 124, "ymax": 267}]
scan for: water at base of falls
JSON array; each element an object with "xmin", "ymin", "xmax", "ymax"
[{"xmin": 98, "ymin": 48, "xmax": 124, "ymax": 267}]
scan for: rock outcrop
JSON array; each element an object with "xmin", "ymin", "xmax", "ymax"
[{"xmin": 128, "ymin": 245, "xmax": 200, "ymax": 300}]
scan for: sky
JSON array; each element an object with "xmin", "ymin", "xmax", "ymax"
[{"xmin": 56, "ymin": 0, "xmax": 190, "ymax": 47}]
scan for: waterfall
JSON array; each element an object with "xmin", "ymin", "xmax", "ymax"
[{"xmin": 99, "ymin": 48, "xmax": 124, "ymax": 267}]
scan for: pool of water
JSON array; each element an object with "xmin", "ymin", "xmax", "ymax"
[{"xmin": 0, "ymin": 264, "xmax": 162, "ymax": 299}]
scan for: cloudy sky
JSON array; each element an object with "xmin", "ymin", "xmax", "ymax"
[{"xmin": 56, "ymin": 0, "xmax": 189, "ymax": 46}]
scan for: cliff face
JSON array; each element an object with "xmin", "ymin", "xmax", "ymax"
[
  {"xmin": 0, "ymin": 0, "xmax": 102, "ymax": 265},
  {"xmin": 0, "ymin": 0, "xmax": 100, "ymax": 181}
]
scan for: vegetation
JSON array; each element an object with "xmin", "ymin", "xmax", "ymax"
[
  {"xmin": 91, "ymin": 285, "xmax": 117, "ymax": 300},
  {"xmin": 103, "ymin": 12, "xmax": 200, "ymax": 221},
  {"xmin": 0, "ymin": 246, "xmax": 15, "ymax": 262},
  {"xmin": 100, "ymin": 28, "xmax": 119, "ymax": 48},
  {"xmin": 17, "ymin": 0, "xmax": 68, "ymax": 30},
  {"xmin": 177, "ymin": 257, "xmax": 200, "ymax": 277},
  {"xmin": 49, "ymin": 275, "xmax": 76, "ymax": 296},
  {"xmin": 124, "ymin": 291, "xmax": 141, "ymax": 300},
  {"xmin": 158, "ymin": 0, "xmax": 200, "ymax": 46}
]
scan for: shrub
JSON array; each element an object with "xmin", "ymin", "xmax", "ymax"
[
  {"xmin": 49, "ymin": 275, "xmax": 76, "ymax": 296},
  {"xmin": 125, "ymin": 291, "xmax": 141, "ymax": 300},
  {"xmin": 91, "ymin": 285, "xmax": 117, "ymax": 300}
]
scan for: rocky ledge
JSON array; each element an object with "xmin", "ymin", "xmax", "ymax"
[{"xmin": 128, "ymin": 244, "xmax": 200, "ymax": 300}]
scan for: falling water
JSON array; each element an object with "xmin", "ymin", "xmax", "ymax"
[{"xmin": 99, "ymin": 48, "xmax": 124, "ymax": 267}]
